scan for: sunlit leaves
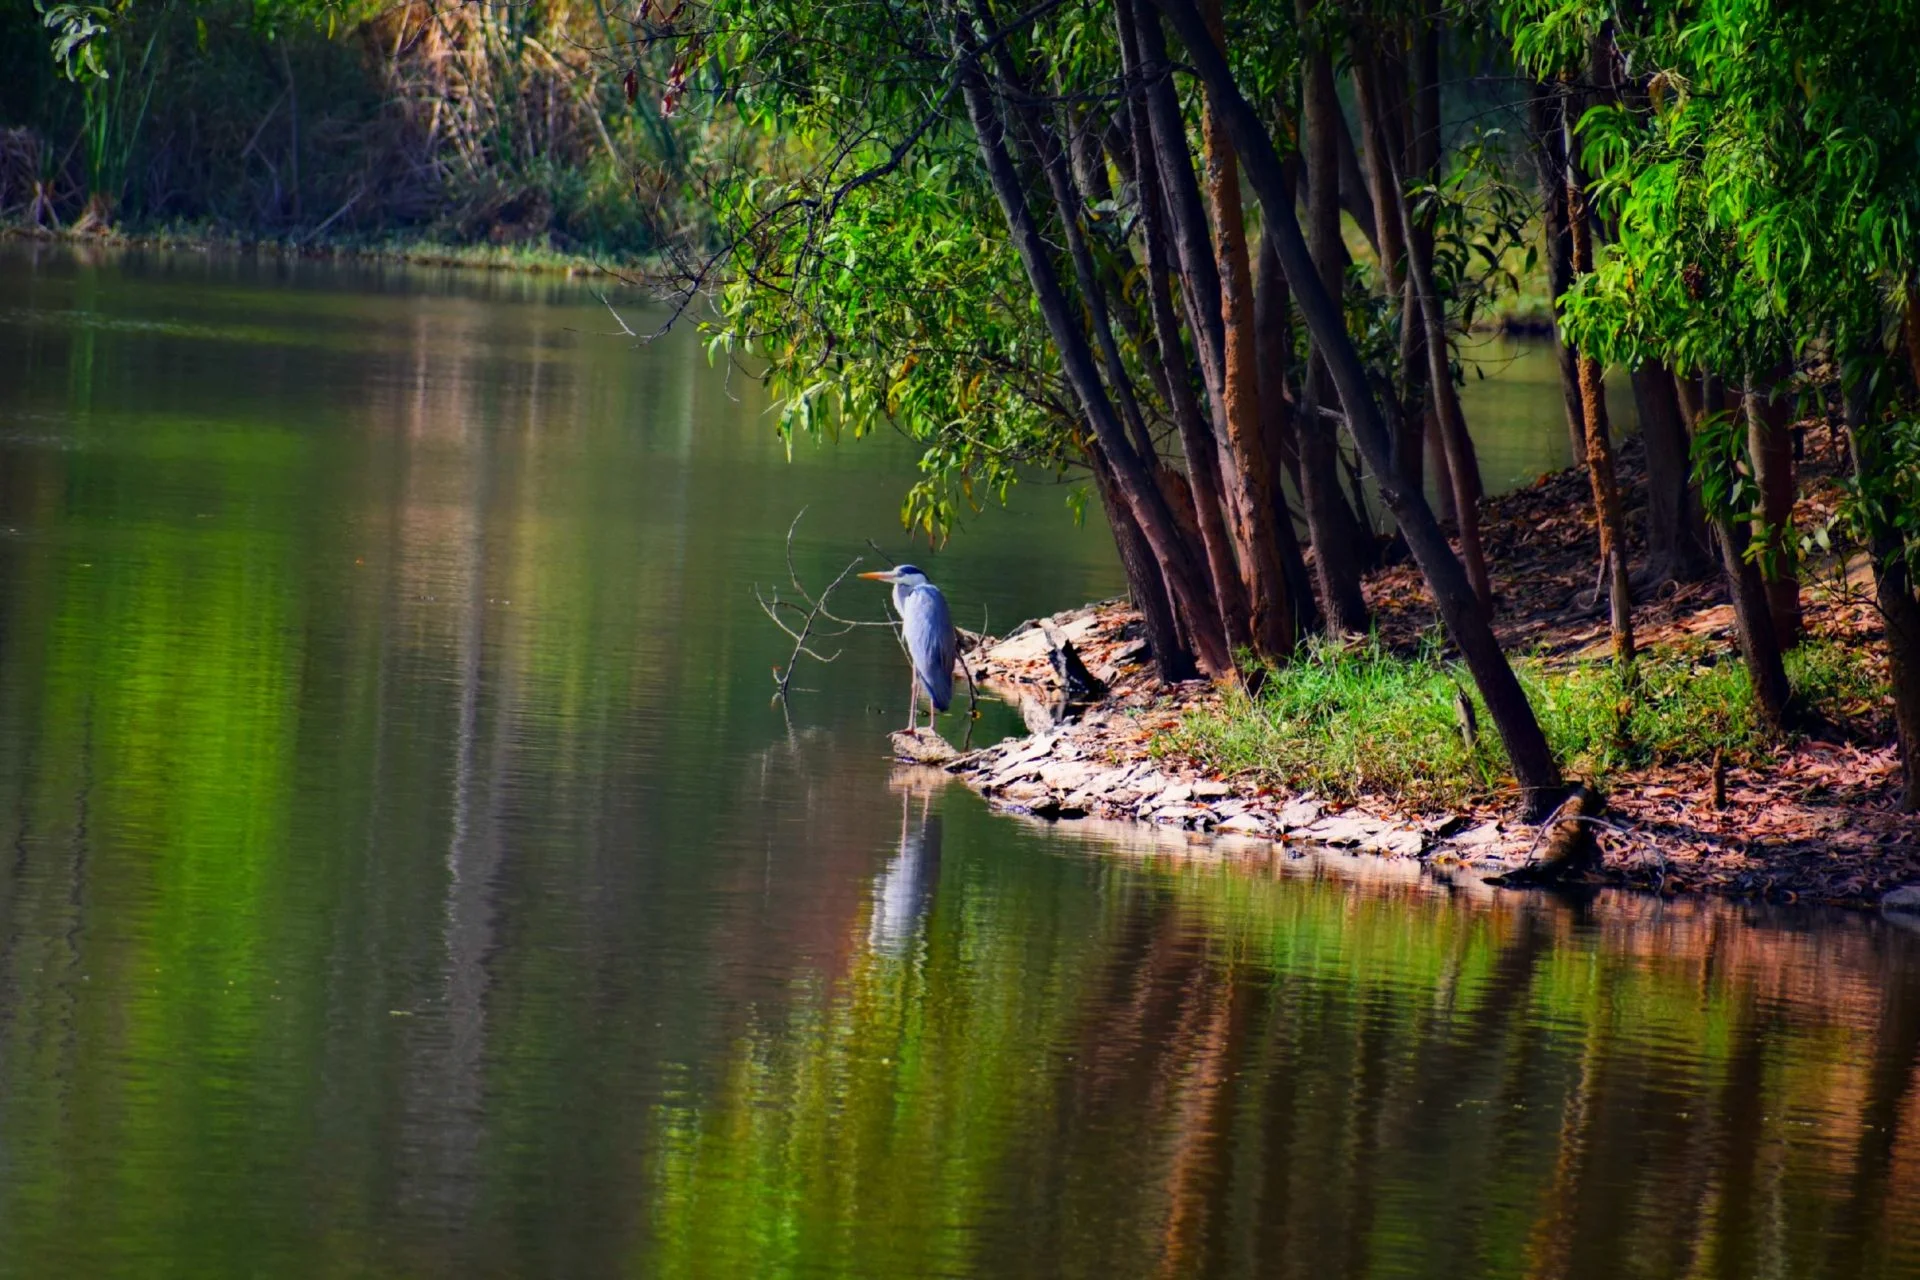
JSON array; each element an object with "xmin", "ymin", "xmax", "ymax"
[
  {"xmin": 707, "ymin": 153, "xmax": 1076, "ymax": 541},
  {"xmin": 35, "ymin": 0, "xmax": 115, "ymax": 80},
  {"xmin": 1508, "ymin": 0, "xmax": 1920, "ymax": 578}
]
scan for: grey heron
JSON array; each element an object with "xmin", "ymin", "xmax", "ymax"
[{"xmin": 860, "ymin": 564, "xmax": 958, "ymax": 731}]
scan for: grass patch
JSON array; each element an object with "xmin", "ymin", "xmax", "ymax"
[{"xmin": 1167, "ymin": 635, "xmax": 1886, "ymax": 811}]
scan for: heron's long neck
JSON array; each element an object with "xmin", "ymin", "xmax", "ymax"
[{"xmin": 892, "ymin": 582, "xmax": 915, "ymax": 616}]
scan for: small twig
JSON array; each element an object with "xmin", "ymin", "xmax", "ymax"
[
  {"xmin": 1520, "ymin": 812, "xmax": 1634, "ymax": 859},
  {"xmin": 958, "ymin": 650, "xmax": 982, "ymax": 751},
  {"xmin": 595, "ymin": 290, "xmax": 639, "ymax": 338},
  {"xmin": 758, "ymin": 509, "xmax": 902, "ymax": 702},
  {"xmin": 767, "ymin": 556, "xmax": 864, "ymax": 702}
]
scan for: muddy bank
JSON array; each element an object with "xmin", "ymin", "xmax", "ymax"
[
  {"xmin": 908, "ymin": 600, "xmax": 1541, "ymax": 873},
  {"xmin": 905, "ymin": 598, "xmax": 1914, "ymax": 907},
  {"xmin": 907, "ymin": 433, "xmax": 1918, "ymax": 908}
]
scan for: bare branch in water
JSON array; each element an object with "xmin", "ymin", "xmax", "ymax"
[
  {"xmin": 758, "ymin": 508, "xmax": 896, "ymax": 702},
  {"xmin": 594, "ymin": 290, "xmax": 640, "ymax": 339}
]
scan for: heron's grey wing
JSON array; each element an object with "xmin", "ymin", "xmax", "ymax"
[{"xmin": 903, "ymin": 585, "xmax": 957, "ymax": 711}]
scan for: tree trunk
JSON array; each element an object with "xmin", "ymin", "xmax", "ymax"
[
  {"xmin": 1412, "ymin": 16, "xmax": 1440, "ymax": 181},
  {"xmin": 1396, "ymin": 165, "xmax": 1493, "ymax": 607},
  {"xmin": 1354, "ymin": 40, "xmax": 1491, "ymax": 604},
  {"xmin": 1350, "ymin": 42, "xmax": 1426, "ymax": 491},
  {"xmin": 1712, "ymin": 514, "xmax": 1792, "ymax": 732},
  {"xmin": 1331, "ymin": 101, "xmax": 1378, "ymax": 256},
  {"xmin": 1253, "ymin": 231, "xmax": 1325, "ymax": 637},
  {"xmin": 1093, "ymin": 451, "xmax": 1198, "ymax": 683},
  {"xmin": 1745, "ymin": 364, "xmax": 1803, "ymax": 650},
  {"xmin": 1299, "ymin": 19, "xmax": 1372, "ymax": 634},
  {"xmin": 1198, "ymin": 0, "xmax": 1296, "ymax": 659},
  {"xmin": 1151, "ymin": 0, "xmax": 1567, "ymax": 817},
  {"xmin": 1426, "ymin": 399, "xmax": 1455, "ymax": 524},
  {"xmin": 1416, "ymin": 275, "xmax": 1491, "ymax": 605},
  {"xmin": 1409, "ymin": 35, "xmax": 1482, "ymax": 508},
  {"xmin": 981, "ymin": 19, "xmax": 1164, "ymax": 474},
  {"xmin": 1116, "ymin": 0, "xmax": 1254, "ymax": 659},
  {"xmin": 1527, "ymin": 86, "xmax": 1589, "ymax": 467},
  {"xmin": 1850, "ymin": 369, "xmax": 1920, "ymax": 811},
  {"xmin": 1871, "ymin": 539, "xmax": 1920, "ymax": 814},
  {"xmin": 1395, "ymin": 308, "xmax": 1430, "ymax": 497},
  {"xmin": 1136, "ymin": 10, "xmax": 1227, "ymax": 409},
  {"xmin": 1567, "ymin": 162, "xmax": 1635, "ymax": 666},
  {"xmin": 953, "ymin": 17, "xmax": 1232, "ymax": 676},
  {"xmin": 1678, "ymin": 375, "xmax": 1791, "ymax": 729},
  {"xmin": 1633, "ymin": 361, "xmax": 1712, "ymax": 585}
]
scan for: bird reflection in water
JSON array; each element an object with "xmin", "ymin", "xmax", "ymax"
[{"xmin": 869, "ymin": 790, "xmax": 943, "ymax": 959}]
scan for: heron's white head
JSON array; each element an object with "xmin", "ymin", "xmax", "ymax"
[{"xmin": 858, "ymin": 564, "xmax": 930, "ymax": 588}]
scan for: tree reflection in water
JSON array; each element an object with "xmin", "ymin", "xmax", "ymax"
[{"xmin": 651, "ymin": 810, "xmax": 1920, "ymax": 1280}]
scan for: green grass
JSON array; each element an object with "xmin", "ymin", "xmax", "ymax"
[{"xmin": 1167, "ymin": 635, "xmax": 1887, "ymax": 811}]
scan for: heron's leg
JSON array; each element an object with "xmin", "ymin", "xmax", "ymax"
[{"xmin": 906, "ymin": 672, "xmax": 918, "ymax": 732}]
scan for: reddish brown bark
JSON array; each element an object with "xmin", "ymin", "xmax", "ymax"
[
  {"xmin": 1091, "ymin": 450, "xmax": 1199, "ymax": 682},
  {"xmin": 1353, "ymin": 38, "xmax": 1490, "ymax": 604},
  {"xmin": 1253, "ymin": 232, "xmax": 1325, "ymax": 638},
  {"xmin": 1631, "ymin": 361, "xmax": 1713, "ymax": 584},
  {"xmin": 1350, "ymin": 42, "xmax": 1423, "ymax": 493},
  {"xmin": 1198, "ymin": 0, "xmax": 1296, "ymax": 659},
  {"xmin": 1116, "ymin": 0, "xmax": 1253, "ymax": 661},
  {"xmin": 954, "ymin": 17, "xmax": 1232, "ymax": 676},
  {"xmin": 1567, "ymin": 166, "xmax": 1635, "ymax": 665},
  {"xmin": 1401, "ymin": 192, "xmax": 1493, "ymax": 606}
]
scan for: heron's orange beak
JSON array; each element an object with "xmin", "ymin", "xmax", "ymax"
[{"xmin": 858, "ymin": 571, "xmax": 894, "ymax": 581}]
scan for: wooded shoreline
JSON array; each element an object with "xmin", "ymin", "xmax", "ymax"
[
  {"xmin": 0, "ymin": 221, "xmax": 649, "ymax": 276},
  {"xmin": 923, "ymin": 435, "xmax": 1915, "ymax": 909}
]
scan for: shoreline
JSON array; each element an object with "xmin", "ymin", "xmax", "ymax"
[
  {"xmin": 0, "ymin": 222, "xmax": 655, "ymax": 278},
  {"xmin": 920, "ymin": 600, "xmax": 1557, "ymax": 883},
  {"xmin": 916, "ymin": 598, "xmax": 1912, "ymax": 909},
  {"xmin": 908, "ymin": 426, "xmax": 1917, "ymax": 911}
]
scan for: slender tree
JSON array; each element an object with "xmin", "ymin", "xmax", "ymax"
[
  {"xmin": 1151, "ymin": 0, "xmax": 1567, "ymax": 816},
  {"xmin": 1564, "ymin": 121, "xmax": 1635, "ymax": 667},
  {"xmin": 1296, "ymin": 2, "xmax": 1371, "ymax": 634}
]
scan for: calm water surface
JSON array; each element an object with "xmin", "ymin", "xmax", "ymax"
[{"xmin": 0, "ymin": 244, "xmax": 1916, "ymax": 1279}]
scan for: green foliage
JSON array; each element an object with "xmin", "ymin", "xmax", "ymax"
[
  {"xmin": 707, "ymin": 158, "xmax": 1076, "ymax": 540},
  {"xmin": 1172, "ymin": 634, "xmax": 1886, "ymax": 809},
  {"xmin": 1503, "ymin": 0, "xmax": 1920, "ymax": 595},
  {"xmin": 34, "ymin": 0, "xmax": 114, "ymax": 80},
  {"xmin": 1416, "ymin": 126, "xmax": 1540, "ymax": 333},
  {"xmin": 1842, "ymin": 411, "xmax": 1920, "ymax": 580}
]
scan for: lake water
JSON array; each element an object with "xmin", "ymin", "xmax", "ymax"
[{"xmin": 0, "ymin": 243, "xmax": 1915, "ymax": 1278}]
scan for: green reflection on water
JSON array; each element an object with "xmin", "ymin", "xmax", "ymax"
[
  {"xmin": 0, "ymin": 244, "xmax": 1914, "ymax": 1280},
  {"xmin": 649, "ymin": 818, "xmax": 1920, "ymax": 1279}
]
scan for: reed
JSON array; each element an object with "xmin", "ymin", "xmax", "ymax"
[{"xmin": 0, "ymin": 0, "xmax": 694, "ymax": 256}]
